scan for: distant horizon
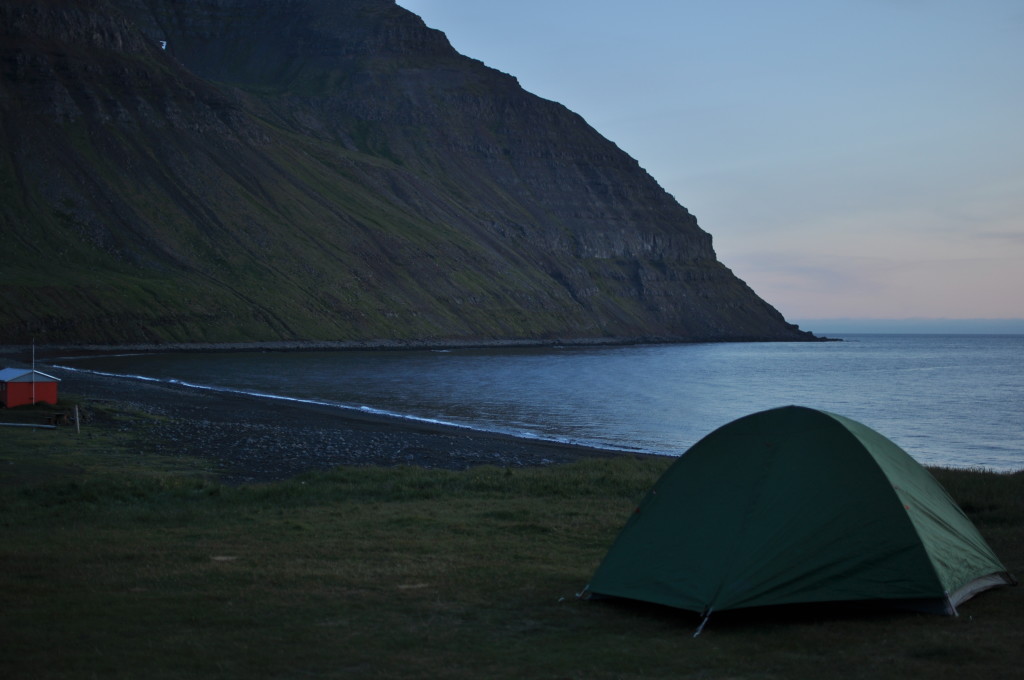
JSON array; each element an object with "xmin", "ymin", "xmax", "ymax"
[{"xmin": 792, "ymin": 318, "xmax": 1024, "ymax": 335}]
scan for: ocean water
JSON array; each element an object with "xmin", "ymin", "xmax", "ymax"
[{"xmin": 58, "ymin": 334, "xmax": 1024, "ymax": 471}]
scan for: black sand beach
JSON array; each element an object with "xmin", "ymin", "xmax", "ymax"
[{"xmin": 16, "ymin": 359, "xmax": 632, "ymax": 485}]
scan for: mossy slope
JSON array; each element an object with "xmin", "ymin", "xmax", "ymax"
[{"xmin": 0, "ymin": 0, "xmax": 813, "ymax": 345}]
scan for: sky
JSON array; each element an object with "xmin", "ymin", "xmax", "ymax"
[{"xmin": 397, "ymin": 0, "xmax": 1024, "ymax": 325}]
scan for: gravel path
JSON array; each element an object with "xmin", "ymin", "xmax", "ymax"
[{"xmin": 40, "ymin": 364, "xmax": 630, "ymax": 485}]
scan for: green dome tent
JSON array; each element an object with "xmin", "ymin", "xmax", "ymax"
[{"xmin": 584, "ymin": 406, "xmax": 1015, "ymax": 624}]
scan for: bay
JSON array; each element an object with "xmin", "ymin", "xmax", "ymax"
[{"xmin": 59, "ymin": 334, "xmax": 1024, "ymax": 471}]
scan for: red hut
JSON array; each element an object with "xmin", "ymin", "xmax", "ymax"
[{"xmin": 0, "ymin": 368, "xmax": 61, "ymax": 407}]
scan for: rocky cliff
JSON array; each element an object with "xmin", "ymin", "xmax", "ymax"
[{"xmin": 0, "ymin": 0, "xmax": 814, "ymax": 345}]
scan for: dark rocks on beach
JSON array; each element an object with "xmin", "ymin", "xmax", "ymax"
[{"xmin": 49, "ymin": 366, "xmax": 620, "ymax": 485}]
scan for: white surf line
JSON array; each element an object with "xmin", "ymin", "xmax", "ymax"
[{"xmin": 52, "ymin": 364, "xmax": 646, "ymax": 453}]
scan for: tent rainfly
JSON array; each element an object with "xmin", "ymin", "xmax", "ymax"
[
  {"xmin": 583, "ymin": 406, "xmax": 1015, "ymax": 627},
  {"xmin": 0, "ymin": 367, "xmax": 61, "ymax": 408}
]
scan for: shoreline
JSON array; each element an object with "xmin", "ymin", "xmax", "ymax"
[
  {"xmin": 1, "ymin": 332, "xmax": 836, "ymax": 362},
  {"xmin": 24, "ymin": 360, "xmax": 650, "ymax": 485}
]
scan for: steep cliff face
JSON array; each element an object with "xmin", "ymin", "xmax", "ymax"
[{"xmin": 0, "ymin": 0, "xmax": 813, "ymax": 344}]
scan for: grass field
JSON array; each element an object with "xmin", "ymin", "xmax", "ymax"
[{"xmin": 1, "ymin": 400, "xmax": 1021, "ymax": 679}]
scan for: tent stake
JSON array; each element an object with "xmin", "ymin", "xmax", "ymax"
[{"xmin": 693, "ymin": 608, "xmax": 712, "ymax": 638}]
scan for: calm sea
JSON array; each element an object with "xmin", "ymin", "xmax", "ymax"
[{"xmin": 58, "ymin": 334, "xmax": 1024, "ymax": 472}]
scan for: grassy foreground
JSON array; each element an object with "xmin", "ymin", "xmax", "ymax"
[{"xmin": 1, "ymin": 401, "xmax": 1021, "ymax": 679}]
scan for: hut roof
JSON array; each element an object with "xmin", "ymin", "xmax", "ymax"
[{"xmin": 0, "ymin": 368, "xmax": 61, "ymax": 383}]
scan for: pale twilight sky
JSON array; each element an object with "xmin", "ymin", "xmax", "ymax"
[{"xmin": 397, "ymin": 1, "xmax": 1023, "ymax": 322}]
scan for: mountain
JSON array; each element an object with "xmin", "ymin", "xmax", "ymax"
[{"xmin": 0, "ymin": 0, "xmax": 814, "ymax": 345}]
